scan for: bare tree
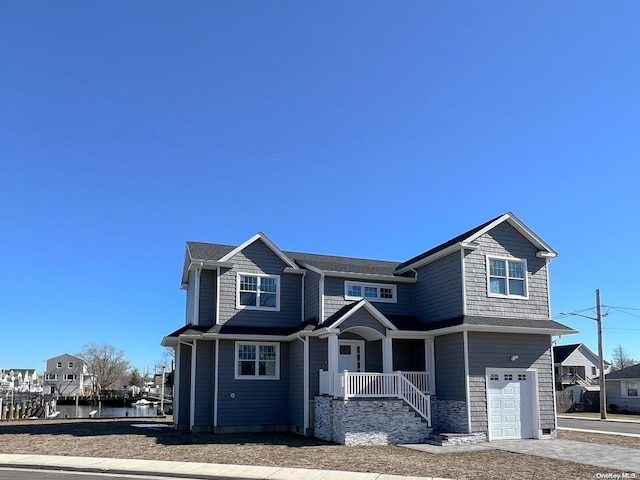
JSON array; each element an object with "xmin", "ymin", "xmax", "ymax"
[
  {"xmin": 79, "ymin": 343, "xmax": 130, "ymax": 393},
  {"xmin": 611, "ymin": 344, "xmax": 636, "ymax": 371}
]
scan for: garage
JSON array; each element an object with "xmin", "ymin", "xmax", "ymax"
[{"xmin": 486, "ymin": 369, "xmax": 536, "ymax": 440}]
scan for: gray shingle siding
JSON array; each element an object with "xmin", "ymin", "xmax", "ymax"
[
  {"xmin": 218, "ymin": 240, "xmax": 302, "ymax": 327},
  {"xmin": 177, "ymin": 343, "xmax": 192, "ymax": 427},
  {"xmin": 309, "ymin": 337, "xmax": 328, "ymax": 398},
  {"xmin": 186, "ymin": 269, "xmax": 196, "ymax": 324},
  {"xmin": 435, "ymin": 333, "xmax": 465, "ymax": 401},
  {"xmin": 288, "ymin": 339, "xmax": 304, "ymax": 429},
  {"xmin": 193, "ymin": 341, "xmax": 215, "ymax": 426},
  {"xmin": 323, "ymin": 277, "xmax": 413, "ymax": 321},
  {"xmin": 415, "ymin": 253, "xmax": 463, "ymax": 322},
  {"xmin": 216, "ymin": 340, "xmax": 290, "ymax": 426},
  {"xmin": 198, "ymin": 270, "xmax": 217, "ymax": 326},
  {"xmin": 465, "ymin": 223, "xmax": 550, "ymax": 319},
  {"xmin": 467, "ymin": 332, "xmax": 555, "ymax": 433},
  {"xmin": 339, "ymin": 310, "xmax": 386, "ymax": 335},
  {"xmin": 304, "ymin": 269, "xmax": 320, "ymax": 322}
]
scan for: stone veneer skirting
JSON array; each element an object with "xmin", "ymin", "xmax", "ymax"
[
  {"xmin": 431, "ymin": 397, "xmax": 469, "ymax": 433},
  {"xmin": 314, "ymin": 396, "xmax": 431, "ymax": 446}
]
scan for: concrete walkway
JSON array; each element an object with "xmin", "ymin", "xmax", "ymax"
[
  {"xmin": 403, "ymin": 439, "xmax": 640, "ymax": 473},
  {"xmin": 0, "ymin": 454, "xmax": 451, "ymax": 480}
]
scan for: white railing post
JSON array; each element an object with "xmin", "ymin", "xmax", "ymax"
[{"xmin": 344, "ymin": 371, "xmax": 349, "ymax": 399}]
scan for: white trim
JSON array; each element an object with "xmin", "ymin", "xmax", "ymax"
[
  {"xmin": 327, "ymin": 334, "xmax": 339, "ymax": 374},
  {"xmin": 344, "ymin": 281, "xmax": 397, "ymax": 303},
  {"xmin": 301, "ymin": 271, "xmax": 306, "ymax": 322},
  {"xmin": 319, "ymin": 273, "xmax": 325, "ymax": 323},
  {"xmin": 550, "ymin": 336, "xmax": 558, "ymax": 431},
  {"xmin": 327, "ymin": 299, "xmax": 398, "ymax": 331},
  {"xmin": 303, "ymin": 336, "xmax": 309, "ymax": 433},
  {"xmin": 296, "ymin": 261, "xmax": 416, "ymax": 283},
  {"xmin": 174, "ymin": 342, "xmax": 180, "ymax": 427},
  {"xmin": 194, "ymin": 263, "xmax": 202, "ymax": 325},
  {"xmin": 463, "ymin": 331, "xmax": 471, "ymax": 433},
  {"xmin": 216, "ymin": 267, "xmax": 221, "ymax": 325},
  {"xmin": 382, "ymin": 337, "xmax": 393, "ymax": 373},
  {"xmin": 545, "ymin": 258, "xmax": 551, "ymax": 317},
  {"xmin": 486, "ymin": 255, "xmax": 529, "ymax": 299},
  {"xmin": 190, "ymin": 339, "xmax": 197, "ymax": 430},
  {"xmin": 485, "ymin": 367, "xmax": 540, "ymax": 441},
  {"xmin": 388, "ymin": 324, "xmax": 577, "ymax": 338},
  {"xmin": 235, "ymin": 272, "xmax": 281, "ymax": 311},
  {"xmin": 395, "ymin": 242, "xmax": 478, "ymax": 274},
  {"xmin": 234, "ymin": 341, "xmax": 280, "ymax": 380},
  {"xmin": 460, "ymin": 249, "xmax": 467, "ymax": 315},
  {"xmin": 219, "ymin": 232, "xmax": 299, "ymax": 269},
  {"xmin": 214, "ymin": 338, "xmax": 219, "ymax": 427}
]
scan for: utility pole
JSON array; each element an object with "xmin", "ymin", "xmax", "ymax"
[
  {"xmin": 560, "ymin": 288, "xmax": 608, "ymax": 420},
  {"xmin": 596, "ymin": 289, "xmax": 607, "ymax": 420}
]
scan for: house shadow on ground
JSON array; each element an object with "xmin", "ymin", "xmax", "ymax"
[{"xmin": 0, "ymin": 419, "xmax": 335, "ymax": 447}]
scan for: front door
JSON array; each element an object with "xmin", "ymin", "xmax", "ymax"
[{"xmin": 338, "ymin": 340, "xmax": 364, "ymax": 372}]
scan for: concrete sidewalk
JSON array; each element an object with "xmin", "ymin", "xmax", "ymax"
[{"xmin": 0, "ymin": 454, "xmax": 451, "ymax": 480}]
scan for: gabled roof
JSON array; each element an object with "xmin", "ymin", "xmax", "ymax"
[
  {"xmin": 606, "ymin": 363, "xmax": 640, "ymax": 380},
  {"xmin": 395, "ymin": 212, "xmax": 557, "ymax": 274},
  {"xmin": 218, "ymin": 232, "xmax": 299, "ymax": 269},
  {"xmin": 553, "ymin": 343, "xmax": 610, "ymax": 366},
  {"xmin": 319, "ymin": 299, "xmax": 397, "ymax": 331},
  {"xmin": 553, "ymin": 344, "xmax": 581, "ymax": 364}
]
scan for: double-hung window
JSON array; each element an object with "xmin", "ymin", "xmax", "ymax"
[
  {"xmin": 235, "ymin": 342, "xmax": 280, "ymax": 379},
  {"xmin": 487, "ymin": 256, "xmax": 528, "ymax": 298},
  {"xmin": 344, "ymin": 281, "xmax": 397, "ymax": 303},
  {"xmin": 622, "ymin": 381, "xmax": 639, "ymax": 397},
  {"xmin": 236, "ymin": 273, "xmax": 280, "ymax": 311}
]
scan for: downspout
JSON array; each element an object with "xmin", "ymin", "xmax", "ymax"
[
  {"xmin": 214, "ymin": 338, "xmax": 219, "ymax": 429},
  {"xmin": 301, "ymin": 271, "xmax": 307, "ymax": 322},
  {"xmin": 190, "ymin": 339, "xmax": 197, "ymax": 431},
  {"xmin": 194, "ymin": 263, "xmax": 203, "ymax": 326},
  {"xmin": 319, "ymin": 273, "xmax": 325, "ymax": 323}
]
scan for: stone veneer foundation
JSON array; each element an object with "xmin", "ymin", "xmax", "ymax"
[
  {"xmin": 430, "ymin": 397, "xmax": 469, "ymax": 433},
  {"xmin": 314, "ymin": 396, "xmax": 432, "ymax": 446}
]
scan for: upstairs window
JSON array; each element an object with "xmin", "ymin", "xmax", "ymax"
[
  {"xmin": 487, "ymin": 257, "xmax": 528, "ymax": 298},
  {"xmin": 56, "ymin": 362, "xmax": 62, "ymax": 368},
  {"xmin": 236, "ymin": 273, "xmax": 280, "ymax": 311},
  {"xmin": 344, "ymin": 281, "xmax": 397, "ymax": 303}
]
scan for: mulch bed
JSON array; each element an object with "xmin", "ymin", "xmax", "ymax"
[{"xmin": 0, "ymin": 418, "xmax": 631, "ymax": 480}]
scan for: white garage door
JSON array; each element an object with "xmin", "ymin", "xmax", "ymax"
[{"xmin": 487, "ymin": 371, "xmax": 534, "ymax": 440}]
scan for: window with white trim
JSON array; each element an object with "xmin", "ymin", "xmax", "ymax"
[
  {"xmin": 622, "ymin": 381, "xmax": 639, "ymax": 397},
  {"xmin": 487, "ymin": 256, "xmax": 528, "ymax": 298},
  {"xmin": 344, "ymin": 281, "xmax": 397, "ymax": 303},
  {"xmin": 56, "ymin": 362, "xmax": 62, "ymax": 368},
  {"xmin": 235, "ymin": 342, "xmax": 280, "ymax": 379},
  {"xmin": 236, "ymin": 273, "xmax": 280, "ymax": 311}
]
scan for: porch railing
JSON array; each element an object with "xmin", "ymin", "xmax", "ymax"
[{"xmin": 318, "ymin": 370, "xmax": 431, "ymax": 424}]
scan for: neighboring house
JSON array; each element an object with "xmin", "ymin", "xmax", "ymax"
[
  {"xmin": 43, "ymin": 354, "xmax": 90, "ymax": 396},
  {"xmin": 553, "ymin": 343, "xmax": 611, "ymax": 389},
  {"xmin": 162, "ymin": 213, "xmax": 575, "ymax": 445},
  {"xmin": 606, "ymin": 363, "xmax": 640, "ymax": 413},
  {"xmin": 0, "ymin": 369, "xmax": 40, "ymax": 392}
]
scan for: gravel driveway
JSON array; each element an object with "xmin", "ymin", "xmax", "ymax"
[{"xmin": 0, "ymin": 418, "xmax": 632, "ymax": 480}]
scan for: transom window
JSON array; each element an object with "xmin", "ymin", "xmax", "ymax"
[
  {"xmin": 235, "ymin": 342, "xmax": 280, "ymax": 379},
  {"xmin": 487, "ymin": 256, "xmax": 528, "ymax": 298},
  {"xmin": 344, "ymin": 281, "xmax": 397, "ymax": 303},
  {"xmin": 236, "ymin": 273, "xmax": 280, "ymax": 311}
]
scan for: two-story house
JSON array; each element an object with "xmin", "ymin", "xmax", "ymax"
[
  {"xmin": 162, "ymin": 213, "xmax": 575, "ymax": 445},
  {"xmin": 553, "ymin": 343, "xmax": 611, "ymax": 389},
  {"xmin": 44, "ymin": 354, "xmax": 90, "ymax": 396}
]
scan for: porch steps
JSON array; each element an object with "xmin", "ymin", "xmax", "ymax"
[{"xmin": 425, "ymin": 431, "xmax": 488, "ymax": 446}]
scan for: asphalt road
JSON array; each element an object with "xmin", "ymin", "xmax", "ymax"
[
  {"xmin": 0, "ymin": 467, "xmax": 250, "ymax": 480},
  {"xmin": 558, "ymin": 416, "xmax": 640, "ymax": 435}
]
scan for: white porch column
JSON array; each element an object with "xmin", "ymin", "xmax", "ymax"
[
  {"xmin": 382, "ymin": 336, "xmax": 393, "ymax": 373},
  {"xmin": 425, "ymin": 337, "xmax": 436, "ymax": 394},
  {"xmin": 327, "ymin": 334, "xmax": 339, "ymax": 374}
]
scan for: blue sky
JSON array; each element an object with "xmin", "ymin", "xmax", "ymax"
[{"xmin": 1, "ymin": 2, "xmax": 639, "ymax": 374}]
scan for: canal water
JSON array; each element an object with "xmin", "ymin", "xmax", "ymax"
[{"xmin": 56, "ymin": 404, "xmax": 167, "ymax": 419}]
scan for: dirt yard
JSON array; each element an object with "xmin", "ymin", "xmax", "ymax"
[{"xmin": 0, "ymin": 418, "xmax": 633, "ymax": 480}]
